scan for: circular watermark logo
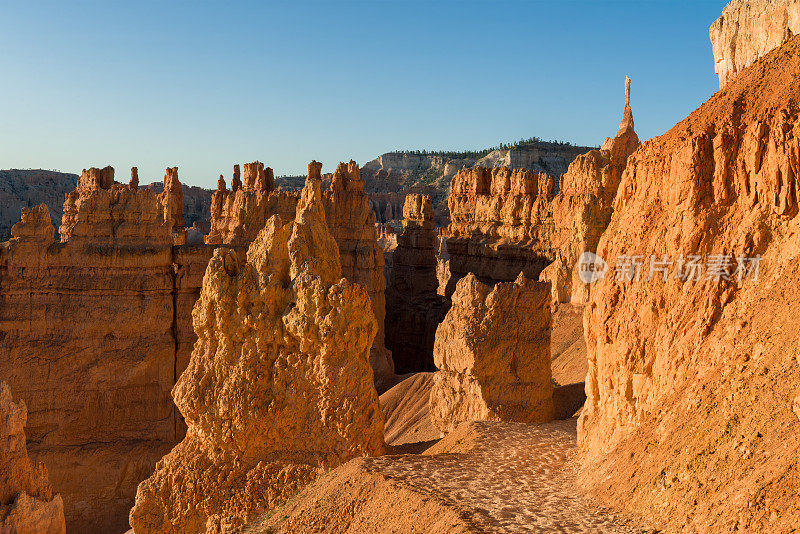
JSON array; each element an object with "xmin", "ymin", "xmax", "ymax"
[{"xmin": 577, "ymin": 251, "xmax": 608, "ymax": 284}]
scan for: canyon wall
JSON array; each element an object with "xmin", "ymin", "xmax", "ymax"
[
  {"xmin": 206, "ymin": 161, "xmax": 394, "ymax": 387},
  {"xmin": 0, "ymin": 170, "xmax": 78, "ymax": 240},
  {"xmin": 130, "ymin": 175, "xmax": 385, "ymax": 533},
  {"xmin": 578, "ymin": 34, "xmax": 800, "ymax": 532},
  {"xmin": 385, "ymin": 194, "xmax": 446, "ymax": 372},
  {"xmin": 710, "ymin": 0, "xmax": 800, "ymax": 88},
  {"xmin": 0, "ymin": 168, "xmax": 213, "ymax": 532},
  {"xmin": 0, "ymin": 382, "xmax": 66, "ymax": 534},
  {"xmin": 429, "ymin": 273, "xmax": 554, "ymax": 433},
  {"xmin": 445, "ymin": 167, "xmax": 556, "ymax": 298}
]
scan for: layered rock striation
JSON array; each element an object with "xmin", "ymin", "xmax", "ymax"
[
  {"xmin": 0, "ymin": 167, "xmax": 213, "ymax": 532},
  {"xmin": 206, "ymin": 161, "xmax": 394, "ymax": 388},
  {"xmin": 445, "ymin": 167, "xmax": 556, "ymax": 298},
  {"xmin": 0, "ymin": 382, "xmax": 66, "ymax": 534},
  {"xmin": 429, "ymin": 273, "xmax": 554, "ymax": 434},
  {"xmin": 710, "ymin": 0, "xmax": 800, "ymax": 88},
  {"xmin": 385, "ymin": 194, "xmax": 447, "ymax": 372},
  {"xmin": 578, "ymin": 34, "xmax": 800, "ymax": 532},
  {"xmin": 130, "ymin": 175, "xmax": 386, "ymax": 533}
]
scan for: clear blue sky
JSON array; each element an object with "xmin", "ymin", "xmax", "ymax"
[{"xmin": 1, "ymin": 0, "xmax": 726, "ymax": 188}]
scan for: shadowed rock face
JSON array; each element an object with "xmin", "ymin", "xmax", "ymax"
[
  {"xmin": 429, "ymin": 273, "xmax": 554, "ymax": 433},
  {"xmin": 578, "ymin": 34, "xmax": 800, "ymax": 532},
  {"xmin": 0, "ymin": 169, "xmax": 78, "ymax": 241},
  {"xmin": 710, "ymin": 0, "xmax": 800, "ymax": 88},
  {"xmin": 385, "ymin": 194, "xmax": 446, "ymax": 372},
  {"xmin": 130, "ymin": 175, "xmax": 386, "ymax": 533},
  {"xmin": 0, "ymin": 166, "xmax": 214, "ymax": 532},
  {"xmin": 205, "ymin": 160, "xmax": 395, "ymax": 388},
  {"xmin": 0, "ymin": 382, "xmax": 66, "ymax": 534}
]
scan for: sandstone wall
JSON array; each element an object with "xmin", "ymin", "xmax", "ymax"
[
  {"xmin": 205, "ymin": 161, "xmax": 394, "ymax": 388},
  {"xmin": 429, "ymin": 273, "xmax": 554, "ymax": 433},
  {"xmin": 0, "ymin": 170, "xmax": 78, "ymax": 240},
  {"xmin": 130, "ymin": 176, "xmax": 385, "ymax": 533},
  {"xmin": 710, "ymin": 0, "xmax": 800, "ymax": 88},
  {"xmin": 385, "ymin": 194, "xmax": 446, "ymax": 373},
  {"xmin": 445, "ymin": 167, "xmax": 556, "ymax": 298},
  {"xmin": 0, "ymin": 168, "xmax": 214, "ymax": 532},
  {"xmin": 578, "ymin": 35, "xmax": 800, "ymax": 532},
  {"xmin": 0, "ymin": 382, "xmax": 66, "ymax": 534}
]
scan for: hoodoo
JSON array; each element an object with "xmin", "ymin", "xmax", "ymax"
[
  {"xmin": 429, "ymin": 273, "xmax": 554, "ymax": 433},
  {"xmin": 0, "ymin": 382, "xmax": 66, "ymax": 534},
  {"xmin": 540, "ymin": 75, "xmax": 640, "ymax": 305},
  {"xmin": 385, "ymin": 194, "xmax": 446, "ymax": 372},
  {"xmin": 129, "ymin": 172, "xmax": 386, "ymax": 533}
]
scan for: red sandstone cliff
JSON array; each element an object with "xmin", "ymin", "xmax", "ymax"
[
  {"xmin": 578, "ymin": 34, "xmax": 800, "ymax": 532},
  {"xmin": 0, "ymin": 167, "xmax": 213, "ymax": 532}
]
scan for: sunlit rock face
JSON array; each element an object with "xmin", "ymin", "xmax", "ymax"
[
  {"xmin": 0, "ymin": 382, "xmax": 66, "ymax": 534},
  {"xmin": 130, "ymin": 175, "xmax": 386, "ymax": 534},
  {"xmin": 540, "ymin": 76, "xmax": 639, "ymax": 305},
  {"xmin": 578, "ymin": 34, "xmax": 800, "ymax": 533},
  {"xmin": 445, "ymin": 166, "xmax": 556, "ymax": 298},
  {"xmin": 0, "ymin": 167, "xmax": 213, "ymax": 532},
  {"xmin": 710, "ymin": 0, "xmax": 800, "ymax": 88},
  {"xmin": 206, "ymin": 160, "xmax": 395, "ymax": 388}
]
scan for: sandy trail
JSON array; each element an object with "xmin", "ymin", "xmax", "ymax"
[{"xmin": 363, "ymin": 418, "xmax": 650, "ymax": 533}]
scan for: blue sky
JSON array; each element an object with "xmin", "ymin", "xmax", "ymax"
[{"xmin": 1, "ymin": 0, "xmax": 726, "ymax": 188}]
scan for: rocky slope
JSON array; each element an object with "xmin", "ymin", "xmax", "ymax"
[
  {"xmin": 579, "ymin": 33, "xmax": 800, "ymax": 532},
  {"xmin": 130, "ymin": 175, "xmax": 386, "ymax": 533},
  {"xmin": 0, "ymin": 169, "xmax": 78, "ymax": 240},
  {"xmin": 710, "ymin": 0, "xmax": 800, "ymax": 88},
  {"xmin": 0, "ymin": 382, "xmax": 66, "ymax": 534},
  {"xmin": 429, "ymin": 273, "xmax": 554, "ymax": 433}
]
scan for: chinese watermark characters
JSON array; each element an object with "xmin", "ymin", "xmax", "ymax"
[{"xmin": 577, "ymin": 253, "xmax": 761, "ymax": 284}]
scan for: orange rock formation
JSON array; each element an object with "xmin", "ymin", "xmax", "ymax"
[
  {"xmin": 385, "ymin": 194, "xmax": 446, "ymax": 372},
  {"xmin": 540, "ymin": 76, "xmax": 640, "ymax": 305},
  {"xmin": 129, "ymin": 175, "xmax": 386, "ymax": 533},
  {"xmin": 0, "ymin": 382, "xmax": 66, "ymax": 534},
  {"xmin": 206, "ymin": 160, "xmax": 394, "ymax": 388},
  {"xmin": 710, "ymin": 0, "xmax": 800, "ymax": 88},
  {"xmin": 578, "ymin": 34, "xmax": 800, "ymax": 532},
  {"xmin": 0, "ymin": 167, "xmax": 213, "ymax": 532},
  {"xmin": 429, "ymin": 273, "xmax": 554, "ymax": 433},
  {"xmin": 445, "ymin": 167, "xmax": 556, "ymax": 298}
]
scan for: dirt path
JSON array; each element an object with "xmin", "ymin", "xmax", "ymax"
[
  {"xmin": 364, "ymin": 419, "xmax": 650, "ymax": 533},
  {"xmin": 261, "ymin": 418, "xmax": 653, "ymax": 533}
]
